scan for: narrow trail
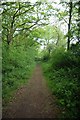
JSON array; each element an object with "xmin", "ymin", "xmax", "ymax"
[{"xmin": 3, "ymin": 65, "xmax": 61, "ymax": 118}]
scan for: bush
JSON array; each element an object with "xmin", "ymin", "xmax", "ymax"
[
  {"xmin": 50, "ymin": 47, "xmax": 79, "ymax": 70},
  {"xmin": 2, "ymin": 45, "xmax": 36, "ymax": 105},
  {"xmin": 42, "ymin": 47, "xmax": 80, "ymax": 118}
]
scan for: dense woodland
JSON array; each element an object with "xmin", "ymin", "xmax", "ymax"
[{"xmin": 2, "ymin": 0, "xmax": 80, "ymax": 118}]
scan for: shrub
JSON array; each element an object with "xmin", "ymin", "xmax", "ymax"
[
  {"xmin": 50, "ymin": 48, "xmax": 79, "ymax": 70},
  {"xmin": 42, "ymin": 47, "xmax": 80, "ymax": 118},
  {"xmin": 2, "ymin": 45, "xmax": 36, "ymax": 105}
]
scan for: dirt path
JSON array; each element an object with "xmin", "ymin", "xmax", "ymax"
[{"xmin": 3, "ymin": 65, "xmax": 61, "ymax": 118}]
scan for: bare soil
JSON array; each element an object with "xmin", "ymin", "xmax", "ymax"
[{"xmin": 2, "ymin": 65, "xmax": 61, "ymax": 118}]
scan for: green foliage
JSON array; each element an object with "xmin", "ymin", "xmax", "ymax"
[
  {"xmin": 42, "ymin": 47, "xmax": 80, "ymax": 118},
  {"xmin": 2, "ymin": 1, "xmax": 53, "ymax": 106},
  {"xmin": 50, "ymin": 47, "xmax": 79, "ymax": 69},
  {"xmin": 2, "ymin": 1, "xmax": 80, "ymax": 117},
  {"xmin": 2, "ymin": 45, "xmax": 36, "ymax": 106},
  {"xmin": 42, "ymin": 50, "xmax": 50, "ymax": 62}
]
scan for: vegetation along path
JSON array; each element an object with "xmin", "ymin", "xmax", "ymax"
[{"xmin": 3, "ymin": 65, "xmax": 61, "ymax": 118}]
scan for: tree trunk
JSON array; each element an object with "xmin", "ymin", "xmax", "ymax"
[
  {"xmin": 67, "ymin": 1, "xmax": 72, "ymax": 50},
  {"xmin": 7, "ymin": 30, "xmax": 13, "ymax": 45},
  {"xmin": 77, "ymin": 1, "xmax": 80, "ymax": 43}
]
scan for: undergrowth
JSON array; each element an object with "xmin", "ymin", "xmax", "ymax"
[
  {"xmin": 42, "ymin": 47, "xmax": 80, "ymax": 118},
  {"xmin": 2, "ymin": 45, "xmax": 36, "ymax": 106}
]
